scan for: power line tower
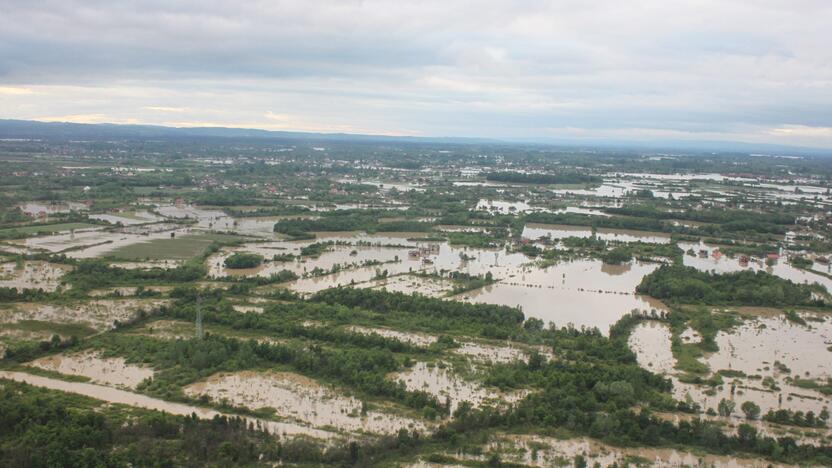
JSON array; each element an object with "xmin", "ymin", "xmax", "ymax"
[{"xmin": 195, "ymin": 295, "xmax": 204, "ymax": 339}]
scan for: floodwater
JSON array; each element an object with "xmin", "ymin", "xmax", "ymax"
[
  {"xmin": 629, "ymin": 316, "xmax": 832, "ymax": 423},
  {"xmin": 628, "ymin": 321, "xmax": 676, "ymax": 374},
  {"xmin": 155, "ymin": 204, "xmax": 232, "ymax": 229},
  {"xmin": 0, "ymin": 371, "xmax": 338, "ymax": 440},
  {"xmin": 210, "ymin": 233, "xmax": 667, "ymax": 333},
  {"xmin": 2, "ymin": 299, "xmax": 170, "ymax": 331},
  {"xmin": 392, "ymin": 362, "xmax": 528, "ymax": 414},
  {"xmin": 453, "ymin": 341, "xmax": 535, "ymax": 365},
  {"xmin": 471, "ymin": 433, "xmax": 793, "ymax": 468},
  {"xmin": 522, "ymin": 223, "xmax": 672, "ymax": 244},
  {"xmin": 89, "ymin": 210, "xmax": 163, "ymax": 225},
  {"xmin": 207, "ymin": 242, "xmax": 415, "ymax": 280},
  {"xmin": 29, "ymin": 350, "xmax": 154, "ymax": 389},
  {"xmin": 679, "ymin": 242, "xmax": 832, "ymax": 294},
  {"xmin": 474, "ymin": 199, "xmax": 548, "ymax": 214},
  {"xmin": 14, "ymin": 223, "xmax": 189, "ymax": 259},
  {"xmin": 553, "ymin": 206, "xmax": 610, "ymax": 217},
  {"xmin": 457, "ymin": 259, "xmax": 667, "ymax": 333},
  {"xmin": 345, "ymin": 326, "xmax": 438, "ymax": 347},
  {"xmin": 185, "ymin": 371, "xmax": 427, "ymax": 435},
  {"xmin": 0, "ymin": 261, "xmax": 71, "ymax": 291},
  {"xmin": 17, "ymin": 201, "xmax": 88, "ymax": 216},
  {"xmin": 357, "ymin": 274, "xmax": 457, "ymax": 298}
]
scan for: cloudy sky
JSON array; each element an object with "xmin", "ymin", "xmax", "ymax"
[{"xmin": 1, "ymin": 0, "xmax": 831, "ymax": 147}]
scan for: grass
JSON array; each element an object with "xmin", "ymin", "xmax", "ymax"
[
  {"xmin": 106, "ymin": 233, "xmax": 245, "ymax": 260},
  {"xmin": 671, "ymin": 338, "xmax": 710, "ymax": 374},
  {"xmin": 0, "ymin": 222, "xmax": 98, "ymax": 236},
  {"xmin": 792, "ymin": 378, "xmax": 832, "ymax": 395},
  {"xmin": 7, "ymin": 320, "xmax": 96, "ymax": 338}
]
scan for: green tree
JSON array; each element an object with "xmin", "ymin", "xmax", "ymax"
[
  {"xmin": 741, "ymin": 401, "xmax": 761, "ymax": 420},
  {"xmin": 717, "ymin": 398, "xmax": 735, "ymax": 417}
]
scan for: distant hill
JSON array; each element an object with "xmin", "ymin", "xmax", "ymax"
[
  {"xmin": 0, "ymin": 119, "xmax": 496, "ymax": 145},
  {"xmin": 0, "ymin": 119, "xmax": 828, "ymax": 156}
]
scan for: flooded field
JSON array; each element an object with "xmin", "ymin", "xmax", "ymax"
[
  {"xmin": 392, "ymin": 362, "xmax": 528, "ymax": 414},
  {"xmin": 453, "ymin": 341, "xmax": 533, "ymax": 364},
  {"xmin": 629, "ymin": 314, "xmax": 832, "ymax": 422},
  {"xmin": 1, "ymin": 299, "xmax": 169, "ymax": 331},
  {"xmin": 345, "ymin": 326, "xmax": 438, "ymax": 347},
  {"xmin": 357, "ymin": 274, "xmax": 457, "ymax": 298},
  {"xmin": 18, "ymin": 201, "xmax": 88, "ymax": 216},
  {"xmin": 628, "ymin": 320, "xmax": 676, "ymax": 374},
  {"xmin": 679, "ymin": 242, "xmax": 832, "ymax": 294},
  {"xmin": 185, "ymin": 371, "xmax": 427, "ymax": 435},
  {"xmin": 89, "ymin": 210, "xmax": 163, "ymax": 225},
  {"xmin": 457, "ymin": 433, "xmax": 797, "ymax": 468},
  {"xmin": 474, "ymin": 199, "xmax": 548, "ymax": 214},
  {"xmin": 11, "ymin": 223, "xmax": 192, "ymax": 259},
  {"xmin": 0, "ymin": 260, "xmax": 71, "ymax": 291},
  {"xmin": 458, "ymin": 259, "xmax": 666, "ymax": 332},
  {"xmin": 29, "ymin": 350, "xmax": 154, "ymax": 389},
  {"xmin": 523, "ymin": 223, "xmax": 672, "ymax": 244},
  {"xmin": 206, "ymin": 232, "xmax": 669, "ymax": 332}
]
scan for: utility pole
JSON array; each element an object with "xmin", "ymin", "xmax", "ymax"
[{"xmin": 195, "ymin": 295, "xmax": 204, "ymax": 339}]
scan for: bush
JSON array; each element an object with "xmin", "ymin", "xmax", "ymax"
[{"xmin": 224, "ymin": 252, "xmax": 264, "ymax": 269}]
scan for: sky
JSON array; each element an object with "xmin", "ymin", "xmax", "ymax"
[{"xmin": 1, "ymin": 0, "xmax": 831, "ymax": 148}]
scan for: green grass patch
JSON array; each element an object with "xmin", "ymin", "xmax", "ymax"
[
  {"xmin": 671, "ymin": 338, "xmax": 710, "ymax": 374},
  {"xmin": 107, "ymin": 233, "xmax": 245, "ymax": 260},
  {"xmin": 0, "ymin": 222, "xmax": 97, "ymax": 236},
  {"xmin": 6, "ymin": 320, "xmax": 96, "ymax": 338}
]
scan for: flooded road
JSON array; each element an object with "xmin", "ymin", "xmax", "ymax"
[{"xmin": 0, "ymin": 371, "xmax": 339, "ymax": 440}]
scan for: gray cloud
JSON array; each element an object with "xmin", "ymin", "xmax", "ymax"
[{"xmin": 0, "ymin": 0, "xmax": 831, "ymax": 147}]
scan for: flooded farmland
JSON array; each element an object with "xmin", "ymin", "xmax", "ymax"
[
  {"xmin": 5, "ymin": 128, "xmax": 832, "ymax": 466},
  {"xmin": 29, "ymin": 350, "xmax": 154, "ymax": 389},
  {"xmin": 392, "ymin": 361, "xmax": 529, "ymax": 414},
  {"xmin": 0, "ymin": 261, "xmax": 71, "ymax": 291},
  {"xmin": 185, "ymin": 371, "xmax": 428, "ymax": 435},
  {"xmin": 628, "ymin": 315, "xmax": 832, "ymax": 422},
  {"xmin": 1, "ymin": 299, "xmax": 170, "ymax": 331}
]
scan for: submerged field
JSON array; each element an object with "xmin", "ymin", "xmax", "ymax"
[{"xmin": 2, "ymin": 141, "xmax": 832, "ymax": 466}]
